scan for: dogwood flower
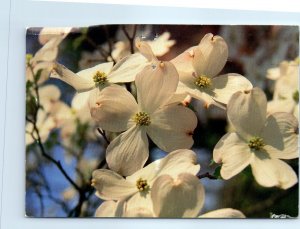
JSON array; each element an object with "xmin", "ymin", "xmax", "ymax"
[
  {"xmin": 89, "ymin": 61, "xmax": 197, "ymax": 175},
  {"xmin": 92, "ymin": 149, "xmax": 200, "ymax": 217},
  {"xmin": 111, "ymin": 32, "xmax": 175, "ymax": 61},
  {"xmin": 38, "ymin": 27, "xmax": 71, "ymax": 45},
  {"xmin": 50, "ymin": 51, "xmax": 148, "ymax": 93},
  {"xmin": 267, "ymin": 60, "xmax": 299, "ymax": 118},
  {"xmin": 213, "ymin": 88, "xmax": 298, "ymax": 189},
  {"xmin": 171, "ymin": 33, "xmax": 253, "ymax": 107},
  {"xmin": 51, "ymin": 38, "xmax": 161, "ymax": 94},
  {"xmin": 26, "ymin": 34, "xmax": 66, "ymax": 85},
  {"xmin": 93, "ymin": 152, "xmax": 245, "ymax": 218}
]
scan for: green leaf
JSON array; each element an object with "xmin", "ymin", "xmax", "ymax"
[
  {"xmin": 213, "ymin": 166, "xmax": 222, "ymax": 179},
  {"xmin": 73, "ymin": 35, "xmax": 86, "ymax": 50}
]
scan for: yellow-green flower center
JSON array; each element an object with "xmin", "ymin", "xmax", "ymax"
[
  {"xmin": 293, "ymin": 90, "xmax": 299, "ymax": 103},
  {"xmin": 194, "ymin": 75, "xmax": 212, "ymax": 88},
  {"xmin": 248, "ymin": 136, "xmax": 265, "ymax": 150},
  {"xmin": 134, "ymin": 111, "xmax": 151, "ymax": 126},
  {"xmin": 93, "ymin": 71, "xmax": 107, "ymax": 86},
  {"xmin": 136, "ymin": 178, "xmax": 150, "ymax": 192}
]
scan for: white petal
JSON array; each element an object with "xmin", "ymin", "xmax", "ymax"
[
  {"xmin": 213, "ymin": 132, "xmax": 253, "ymax": 180},
  {"xmin": 32, "ymin": 62, "xmax": 53, "ymax": 85},
  {"xmin": 33, "ymin": 37, "xmax": 63, "ymax": 62},
  {"xmin": 49, "ymin": 101, "xmax": 72, "ymax": 126},
  {"xmin": 151, "ymin": 173, "xmax": 205, "ymax": 218},
  {"xmin": 108, "ymin": 53, "xmax": 149, "ymax": 83},
  {"xmin": 92, "ymin": 169, "xmax": 136, "ymax": 200},
  {"xmin": 39, "ymin": 27, "xmax": 71, "ymax": 45},
  {"xmin": 76, "ymin": 62, "xmax": 113, "ymax": 79},
  {"xmin": 106, "ymin": 126, "xmax": 149, "ymax": 176},
  {"xmin": 199, "ymin": 208, "xmax": 245, "ymax": 218},
  {"xmin": 135, "ymin": 38, "xmax": 157, "ymax": 62},
  {"xmin": 192, "ymin": 33, "xmax": 228, "ymax": 78},
  {"xmin": 123, "ymin": 193, "xmax": 154, "ymax": 217},
  {"xmin": 261, "ymin": 112, "xmax": 298, "ymax": 159},
  {"xmin": 147, "ymin": 105, "xmax": 197, "ymax": 152},
  {"xmin": 171, "ymin": 46, "xmax": 196, "ymax": 74},
  {"xmin": 51, "ymin": 62, "xmax": 95, "ymax": 92},
  {"xmin": 38, "ymin": 85, "xmax": 61, "ymax": 104},
  {"xmin": 267, "ymin": 99, "xmax": 295, "ymax": 115},
  {"xmin": 89, "ymin": 85, "xmax": 138, "ymax": 132},
  {"xmin": 227, "ymin": 87, "xmax": 267, "ymax": 140},
  {"xmin": 136, "ymin": 62, "xmax": 179, "ymax": 113},
  {"xmin": 71, "ymin": 91, "xmax": 90, "ymax": 111},
  {"xmin": 211, "ymin": 73, "xmax": 253, "ymax": 104},
  {"xmin": 251, "ymin": 153, "xmax": 298, "ymax": 189},
  {"xmin": 95, "ymin": 201, "xmax": 118, "ymax": 217},
  {"xmin": 126, "ymin": 149, "xmax": 200, "ymax": 184},
  {"xmin": 95, "ymin": 199, "xmax": 127, "ymax": 217},
  {"xmin": 147, "ymin": 32, "xmax": 175, "ymax": 57},
  {"xmin": 166, "ymin": 93, "xmax": 189, "ymax": 106},
  {"xmin": 266, "ymin": 66, "xmax": 281, "ymax": 80}
]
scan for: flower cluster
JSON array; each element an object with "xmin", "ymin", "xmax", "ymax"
[{"xmin": 25, "ymin": 26, "xmax": 299, "ymax": 218}]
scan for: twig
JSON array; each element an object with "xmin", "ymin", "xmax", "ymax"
[
  {"xmin": 197, "ymin": 172, "xmax": 217, "ymax": 180},
  {"xmin": 28, "ymin": 119, "xmax": 82, "ymax": 192},
  {"xmin": 97, "ymin": 128, "xmax": 110, "ymax": 144},
  {"xmin": 122, "ymin": 25, "xmax": 137, "ymax": 54}
]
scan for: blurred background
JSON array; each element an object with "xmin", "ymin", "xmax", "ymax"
[{"xmin": 26, "ymin": 25, "xmax": 299, "ymax": 218}]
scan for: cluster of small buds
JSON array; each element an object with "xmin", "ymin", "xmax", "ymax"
[
  {"xmin": 194, "ymin": 75, "xmax": 212, "ymax": 88},
  {"xmin": 134, "ymin": 111, "xmax": 151, "ymax": 126},
  {"xmin": 93, "ymin": 71, "xmax": 107, "ymax": 86},
  {"xmin": 248, "ymin": 136, "xmax": 265, "ymax": 150},
  {"xmin": 136, "ymin": 178, "xmax": 150, "ymax": 192}
]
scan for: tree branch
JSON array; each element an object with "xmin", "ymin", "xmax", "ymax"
[{"xmin": 197, "ymin": 172, "xmax": 217, "ymax": 180}]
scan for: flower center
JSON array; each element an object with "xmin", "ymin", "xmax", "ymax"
[
  {"xmin": 93, "ymin": 71, "xmax": 107, "ymax": 86},
  {"xmin": 194, "ymin": 75, "xmax": 212, "ymax": 88},
  {"xmin": 136, "ymin": 178, "xmax": 150, "ymax": 192},
  {"xmin": 134, "ymin": 111, "xmax": 151, "ymax": 126},
  {"xmin": 248, "ymin": 136, "xmax": 265, "ymax": 150},
  {"xmin": 293, "ymin": 90, "xmax": 299, "ymax": 103}
]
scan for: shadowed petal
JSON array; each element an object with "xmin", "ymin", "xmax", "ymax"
[
  {"xmin": 106, "ymin": 126, "xmax": 149, "ymax": 176},
  {"xmin": 251, "ymin": 152, "xmax": 298, "ymax": 189},
  {"xmin": 89, "ymin": 85, "xmax": 138, "ymax": 132},
  {"xmin": 211, "ymin": 73, "xmax": 253, "ymax": 105},
  {"xmin": 227, "ymin": 88, "xmax": 267, "ymax": 140},
  {"xmin": 147, "ymin": 105, "xmax": 197, "ymax": 152},
  {"xmin": 213, "ymin": 132, "xmax": 253, "ymax": 180},
  {"xmin": 151, "ymin": 173, "xmax": 205, "ymax": 218}
]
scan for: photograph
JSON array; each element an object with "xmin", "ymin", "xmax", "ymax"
[{"xmin": 25, "ymin": 24, "xmax": 299, "ymax": 218}]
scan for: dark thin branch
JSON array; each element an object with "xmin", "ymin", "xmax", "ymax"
[
  {"xmin": 28, "ymin": 120, "xmax": 82, "ymax": 192},
  {"xmin": 97, "ymin": 128, "xmax": 110, "ymax": 144},
  {"xmin": 122, "ymin": 25, "xmax": 137, "ymax": 54},
  {"xmin": 197, "ymin": 172, "xmax": 217, "ymax": 180}
]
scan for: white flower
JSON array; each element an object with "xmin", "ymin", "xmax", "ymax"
[
  {"xmin": 171, "ymin": 33, "xmax": 253, "ymax": 107},
  {"xmin": 26, "ymin": 35, "xmax": 66, "ymax": 85},
  {"xmin": 89, "ymin": 61, "xmax": 197, "ymax": 175},
  {"xmin": 111, "ymin": 32, "xmax": 175, "ymax": 61},
  {"xmin": 213, "ymin": 88, "xmax": 298, "ymax": 189},
  {"xmin": 92, "ymin": 150, "xmax": 245, "ymax": 218},
  {"xmin": 51, "ymin": 52, "xmax": 148, "ymax": 93},
  {"xmin": 38, "ymin": 27, "xmax": 72, "ymax": 45},
  {"xmin": 92, "ymin": 150, "xmax": 200, "ymax": 217},
  {"xmin": 267, "ymin": 60, "xmax": 299, "ymax": 118}
]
